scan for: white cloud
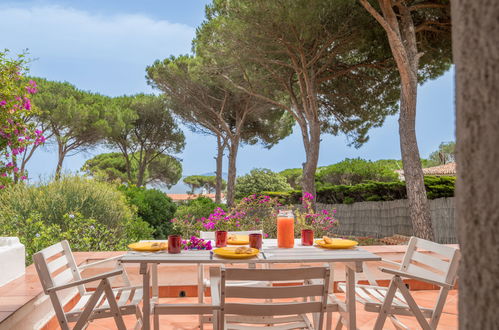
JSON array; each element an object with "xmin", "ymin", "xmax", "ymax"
[{"xmin": 0, "ymin": 5, "xmax": 194, "ymax": 62}]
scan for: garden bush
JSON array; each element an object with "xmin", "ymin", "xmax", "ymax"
[
  {"xmin": 0, "ymin": 212, "xmax": 152, "ymax": 265},
  {"xmin": 0, "ymin": 176, "xmax": 135, "ymax": 229},
  {"xmin": 315, "ymin": 158, "xmax": 400, "ymax": 186},
  {"xmin": 119, "ymin": 185, "xmax": 177, "ymax": 239},
  {"xmin": 174, "ymin": 197, "xmax": 225, "ymax": 221},
  {"xmin": 235, "ymin": 168, "xmax": 292, "ymax": 199},
  {"xmin": 264, "ymin": 176, "xmax": 455, "ymax": 204}
]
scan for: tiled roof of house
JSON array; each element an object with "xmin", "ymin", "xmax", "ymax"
[
  {"xmin": 422, "ymin": 162, "xmax": 457, "ymax": 175},
  {"xmin": 166, "ymin": 193, "xmax": 223, "ymax": 202}
]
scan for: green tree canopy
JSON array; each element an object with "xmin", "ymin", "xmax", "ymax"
[
  {"xmin": 82, "ymin": 152, "xmax": 182, "ymax": 188},
  {"xmin": 147, "ymin": 55, "xmax": 293, "ymax": 205},
  {"xmin": 194, "ymin": 0, "xmax": 400, "ymax": 202},
  {"xmin": 31, "ymin": 78, "xmax": 114, "ymax": 179},
  {"xmin": 235, "ymin": 168, "xmax": 292, "ymax": 199},
  {"xmin": 106, "ymin": 94, "xmax": 185, "ymax": 187},
  {"xmin": 428, "ymin": 141, "xmax": 455, "ymax": 166},
  {"xmin": 279, "ymin": 168, "xmax": 303, "ymax": 190},
  {"xmin": 183, "ymin": 175, "xmax": 226, "ymax": 194}
]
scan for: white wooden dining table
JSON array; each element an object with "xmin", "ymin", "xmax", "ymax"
[{"xmin": 120, "ymin": 239, "xmax": 381, "ymax": 330}]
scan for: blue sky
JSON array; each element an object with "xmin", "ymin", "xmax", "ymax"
[{"xmin": 0, "ymin": 0, "xmax": 455, "ymax": 187}]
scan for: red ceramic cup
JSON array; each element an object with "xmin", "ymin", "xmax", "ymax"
[
  {"xmin": 301, "ymin": 229, "xmax": 314, "ymax": 246},
  {"xmin": 168, "ymin": 235, "xmax": 181, "ymax": 254},
  {"xmin": 215, "ymin": 230, "xmax": 228, "ymax": 248},
  {"xmin": 249, "ymin": 233, "xmax": 263, "ymax": 250}
]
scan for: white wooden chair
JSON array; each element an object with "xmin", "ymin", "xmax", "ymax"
[
  {"xmin": 210, "ymin": 265, "xmax": 332, "ymax": 329},
  {"xmin": 198, "ymin": 230, "xmax": 264, "ymax": 329},
  {"xmin": 33, "ymin": 240, "xmax": 143, "ymax": 330},
  {"xmin": 335, "ymin": 236, "xmax": 460, "ymax": 330}
]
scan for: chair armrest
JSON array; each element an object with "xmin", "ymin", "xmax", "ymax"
[
  {"xmin": 380, "ymin": 259, "xmax": 402, "ymax": 268},
  {"xmin": 47, "ymin": 269, "xmax": 123, "ymax": 292},
  {"xmin": 78, "ymin": 255, "xmax": 124, "ymax": 270},
  {"xmin": 379, "ymin": 267, "xmax": 452, "ymax": 288}
]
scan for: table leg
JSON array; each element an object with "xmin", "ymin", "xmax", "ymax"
[
  {"xmin": 152, "ymin": 263, "xmax": 158, "ymax": 300},
  {"xmin": 345, "ymin": 264, "xmax": 356, "ymax": 329},
  {"xmin": 140, "ymin": 263, "xmax": 151, "ymax": 330}
]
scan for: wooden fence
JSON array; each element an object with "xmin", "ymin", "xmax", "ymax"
[{"xmin": 307, "ymin": 197, "xmax": 456, "ymax": 243}]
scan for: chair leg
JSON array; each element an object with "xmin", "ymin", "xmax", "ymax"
[
  {"xmin": 74, "ymin": 280, "xmax": 107, "ymax": 330},
  {"xmin": 334, "ymin": 316, "xmax": 343, "ymax": 330},
  {"xmin": 373, "ymin": 277, "xmax": 398, "ymax": 330},
  {"xmin": 102, "ymin": 279, "xmax": 127, "ymax": 330},
  {"xmin": 325, "ymin": 311, "xmax": 332, "ymax": 330},
  {"xmin": 394, "ymin": 277, "xmax": 432, "ymax": 330},
  {"xmin": 153, "ymin": 312, "xmax": 160, "ymax": 330}
]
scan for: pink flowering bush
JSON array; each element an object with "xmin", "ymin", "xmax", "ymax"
[
  {"xmin": 294, "ymin": 192, "xmax": 338, "ymax": 237},
  {"xmin": 0, "ymin": 51, "xmax": 45, "ymax": 186},
  {"xmin": 181, "ymin": 236, "xmax": 212, "ymax": 250},
  {"xmin": 171, "ymin": 194, "xmax": 281, "ymax": 238}
]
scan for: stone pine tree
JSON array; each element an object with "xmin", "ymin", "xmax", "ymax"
[
  {"xmin": 195, "ymin": 0, "xmax": 400, "ymax": 204},
  {"xmin": 453, "ymin": 0, "xmax": 499, "ymax": 328},
  {"xmin": 147, "ymin": 56, "xmax": 293, "ymax": 206},
  {"xmin": 359, "ymin": 0, "xmax": 452, "ymax": 240},
  {"xmin": 31, "ymin": 78, "xmax": 113, "ymax": 179},
  {"xmin": 107, "ymin": 94, "xmax": 185, "ymax": 187}
]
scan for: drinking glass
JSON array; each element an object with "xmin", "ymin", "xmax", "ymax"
[
  {"xmin": 168, "ymin": 235, "xmax": 181, "ymax": 254},
  {"xmin": 215, "ymin": 230, "xmax": 228, "ymax": 247},
  {"xmin": 301, "ymin": 229, "xmax": 314, "ymax": 246},
  {"xmin": 249, "ymin": 233, "xmax": 263, "ymax": 249}
]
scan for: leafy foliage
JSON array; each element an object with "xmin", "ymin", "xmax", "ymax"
[
  {"xmin": 0, "ymin": 175, "xmax": 135, "ymax": 229},
  {"xmin": 107, "ymin": 94, "xmax": 185, "ymax": 187},
  {"xmin": 266, "ymin": 176, "xmax": 455, "ymax": 205},
  {"xmin": 31, "ymin": 78, "xmax": 113, "ymax": 178},
  {"xmin": 118, "ymin": 185, "xmax": 177, "ymax": 239},
  {"xmin": 183, "ymin": 175, "xmax": 226, "ymax": 194},
  {"xmin": 0, "ymin": 212, "xmax": 152, "ymax": 265},
  {"xmin": 316, "ymin": 158, "xmax": 400, "ymax": 186},
  {"xmin": 82, "ymin": 152, "xmax": 182, "ymax": 188},
  {"xmin": 174, "ymin": 197, "xmax": 226, "ymax": 225},
  {"xmin": 235, "ymin": 169, "xmax": 292, "ymax": 199},
  {"xmin": 0, "ymin": 52, "xmax": 43, "ymax": 185},
  {"xmin": 427, "ymin": 141, "xmax": 455, "ymax": 166},
  {"xmin": 279, "ymin": 168, "xmax": 303, "ymax": 189}
]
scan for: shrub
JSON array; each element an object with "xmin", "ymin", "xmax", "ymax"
[
  {"xmin": 0, "ymin": 176, "xmax": 134, "ymax": 230},
  {"xmin": 265, "ymin": 176, "xmax": 455, "ymax": 204},
  {"xmin": 172, "ymin": 194, "xmax": 280, "ymax": 238},
  {"xmin": 279, "ymin": 168, "xmax": 303, "ymax": 189},
  {"xmin": 235, "ymin": 168, "xmax": 292, "ymax": 199},
  {"xmin": 174, "ymin": 197, "xmax": 225, "ymax": 221},
  {"xmin": 316, "ymin": 158, "xmax": 400, "ymax": 186},
  {"xmin": 0, "ymin": 212, "xmax": 153, "ymax": 265},
  {"xmin": 119, "ymin": 185, "xmax": 177, "ymax": 239}
]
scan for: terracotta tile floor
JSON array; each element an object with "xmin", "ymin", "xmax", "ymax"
[{"xmin": 85, "ymin": 290, "xmax": 458, "ymax": 330}]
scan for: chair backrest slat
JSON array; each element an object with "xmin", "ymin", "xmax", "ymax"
[
  {"xmin": 33, "ymin": 240, "xmax": 86, "ymax": 295},
  {"xmin": 225, "ymin": 267, "xmax": 326, "ymax": 282},
  {"xmin": 219, "ymin": 265, "xmax": 330, "ymax": 328},
  {"xmin": 224, "ymin": 301, "xmax": 323, "ymax": 316},
  {"xmin": 40, "ymin": 242, "xmax": 65, "ymax": 259},
  {"xmin": 47, "ymin": 254, "xmax": 71, "ymax": 274},
  {"xmin": 226, "ymin": 284, "xmax": 325, "ymax": 299},
  {"xmin": 401, "ymin": 237, "xmax": 460, "ymax": 286}
]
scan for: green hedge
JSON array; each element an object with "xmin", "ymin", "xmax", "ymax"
[{"xmin": 263, "ymin": 176, "xmax": 455, "ymax": 205}]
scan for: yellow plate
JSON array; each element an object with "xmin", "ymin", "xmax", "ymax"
[
  {"xmin": 213, "ymin": 247, "xmax": 259, "ymax": 259},
  {"xmin": 128, "ymin": 242, "xmax": 168, "ymax": 252},
  {"xmin": 315, "ymin": 239, "xmax": 358, "ymax": 249},
  {"xmin": 227, "ymin": 234, "xmax": 250, "ymax": 245}
]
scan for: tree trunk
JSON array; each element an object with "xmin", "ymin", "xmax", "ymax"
[
  {"xmin": 215, "ymin": 135, "xmax": 225, "ymax": 204},
  {"xmin": 55, "ymin": 144, "xmax": 65, "ymax": 181},
  {"xmin": 360, "ymin": 0, "xmax": 435, "ymax": 239},
  {"xmin": 226, "ymin": 137, "xmax": 239, "ymax": 207},
  {"xmin": 453, "ymin": 0, "xmax": 499, "ymax": 328},
  {"xmin": 300, "ymin": 120, "xmax": 320, "ymax": 208}
]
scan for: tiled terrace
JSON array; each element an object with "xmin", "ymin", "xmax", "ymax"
[{"xmin": 0, "ymin": 245, "xmax": 459, "ymax": 329}]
